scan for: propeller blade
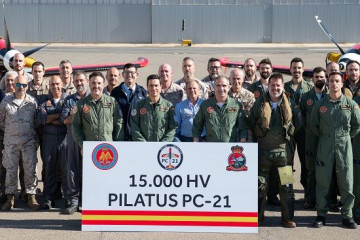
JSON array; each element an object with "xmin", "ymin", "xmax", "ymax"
[
  {"xmin": 23, "ymin": 43, "xmax": 51, "ymax": 57},
  {"xmin": 3, "ymin": 1, "xmax": 11, "ymax": 51},
  {"xmin": 315, "ymin": 15, "xmax": 345, "ymax": 55}
]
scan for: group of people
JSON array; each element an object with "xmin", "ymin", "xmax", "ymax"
[{"xmin": 0, "ymin": 53, "xmax": 360, "ymax": 230}]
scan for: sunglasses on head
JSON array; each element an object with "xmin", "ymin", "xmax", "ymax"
[{"xmin": 15, "ymin": 83, "xmax": 27, "ymax": 88}]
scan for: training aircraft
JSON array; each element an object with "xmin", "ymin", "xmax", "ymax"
[
  {"xmin": 0, "ymin": 4, "xmax": 148, "ymax": 77},
  {"xmin": 315, "ymin": 15, "xmax": 360, "ymax": 72},
  {"xmin": 220, "ymin": 16, "xmax": 360, "ymax": 78}
]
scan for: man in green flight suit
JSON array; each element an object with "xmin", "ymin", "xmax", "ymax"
[
  {"xmin": 72, "ymin": 71, "xmax": 124, "ymax": 148},
  {"xmin": 249, "ymin": 72, "xmax": 299, "ymax": 228},
  {"xmin": 311, "ymin": 72, "xmax": 360, "ymax": 229},
  {"xmin": 130, "ymin": 74, "xmax": 177, "ymax": 142},
  {"xmin": 353, "ymin": 95, "xmax": 360, "ymax": 225},
  {"xmin": 192, "ymin": 75, "xmax": 248, "ymax": 142},
  {"xmin": 300, "ymin": 67, "xmax": 328, "ymax": 209},
  {"xmin": 284, "ymin": 57, "xmax": 313, "ymax": 196}
]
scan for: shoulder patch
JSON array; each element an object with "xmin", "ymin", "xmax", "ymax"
[
  {"xmin": 306, "ymin": 99, "xmax": 313, "ymax": 106},
  {"xmin": 319, "ymin": 106, "xmax": 328, "ymax": 113},
  {"xmin": 207, "ymin": 106, "xmax": 214, "ymax": 113},
  {"xmin": 254, "ymin": 91, "xmax": 260, "ymax": 99},
  {"xmin": 140, "ymin": 108, "xmax": 147, "ymax": 115},
  {"xmin": 131, "ymin": 109, "xmax": 137, "ymax": 116},
  {"xmin": 83, "ymin": 105, "xmax": 90, "ymax": 113}
]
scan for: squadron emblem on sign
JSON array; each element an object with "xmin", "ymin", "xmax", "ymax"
[
  {"xmin": 226, "ymin": 145, "xmax": 248, "ymax": 171},
  {"xmin": 92, "ymin": 143, "xmax": 118, "ymax": 170},
  {"xmin": 157, "ymin": 144, "xmax": 183, "ymax": 171}
]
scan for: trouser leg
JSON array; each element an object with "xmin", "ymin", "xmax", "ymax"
[
  {"xmin": 2, "ymin": 144, "xmax": 20, "ymax": 195},
  {"xmin": 316, "ymin": 159, "xmax": 335, "ymax": 217},
  {"xmin": 305, "ymin": 152, "xmax": 316, "ymax": 204},
  {"xmin": 353, "ymin": 160, "xmax": 360, "ymax": 219},
  {"xmin": 21, "ymin": 140, "xmax": 38, "ymax": 195},
  {"xmin": 336, "ymin": 153, "xmax": 354, "ymax": 219}
]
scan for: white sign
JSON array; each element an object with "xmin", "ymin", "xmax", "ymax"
[{"xmin": 82, "ymin": 142, "xmax": 258, "ymax": 233}]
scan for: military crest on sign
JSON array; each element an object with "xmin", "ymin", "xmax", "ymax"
[
  {"xmin": 92, "ymin": 143, "xmax": 118, "ymax": 170},
  {"xmin": 226, "ymin": 145, "xmax": 248, "ymax": 171}
]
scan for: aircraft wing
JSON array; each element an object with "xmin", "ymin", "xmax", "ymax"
[
  {"xmin": 219, "ymin": 57, "xmax": 313, "ymax": 79},
  {"xmin": 43, "ymin": 57, "xmax": 149, "ymax": 76}
]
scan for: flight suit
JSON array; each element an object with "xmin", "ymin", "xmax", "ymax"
[
  {"xmin": 38, "ymin": 93, "xmax": 68, "ymax": 202},
  {"xmin": 72, "ymin": 94, "xmax": 124, "ymax": 148},
  {"xmin": 193, "ymin": 96, "xmax": 248, "ymax": 142},
  {"xmin": 310, "ymin": 94, "xmax": 360, "ymax": 219},
  {"xmin": 130, "ymin": 97, "xmax": 177, "ymax": 142},
  {"xmin": 284, "ymin": 79, "xmax": 313, "ymax": 190},
  {"xmin": 0, "ymin": 94, "xmax": 39, "ymax": 195},
  {"xmin": 249, "ymin": 92, "xmax": 299, "ymax": 222},
  {"xmin": 300, "ymin": 88, "xmax": 327, "ymax": 205},
  {"xmin": 248, "ymin": 80, "xmax": 267, "ymax": 101},
  {"xmin": 352, "ymin": 96, "xmax": 360, "ymax": 222},
  {"xmin": 59, "ymin": 91, "xmax": 89, "ymax": 207}
]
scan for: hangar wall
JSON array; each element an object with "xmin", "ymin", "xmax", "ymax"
[{"xmin": 0, "ymin": 0, "xmax": 359, "ymax": 43}]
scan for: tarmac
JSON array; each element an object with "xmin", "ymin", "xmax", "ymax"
[{"xmin": 1, "ymin": 43, "xmax": 360, "ymax": 240}]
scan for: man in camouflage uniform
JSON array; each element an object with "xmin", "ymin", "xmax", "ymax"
[
  {"xmin": 193, "ymin": 75, "xmax": 248, "ymax": 143},
  {"xmin": 131, "ymin": 74, "xmax": 177, "ymax": 142},
  {"xmin": 175, "ymin": 57, "xmax": 208, "ymax": 99},
  {"xmin": 72, "ymin": 71, "xmax": 124, "ymax": 148},
  {"xmin": 159, "ymin": 63, "xmax": 186, "ymax": 106},
  {"xmin": 201, "ymin": 58, "xmax": 223, "ymax": 98},
  {"xmin": 38, "ymin": 76, "xmax": 68, "ymax": 210},
  {"xmin": 0, "ymin": 53, "xmax": 33, "ymax": 91},
  {"xmin": 228, "ymin": 68, "xmax": 255, "ymax": 117},
  {"xmin": 27, "ymin": 61, "xmax": 49, "ymax": 105},
  {"xmin": 60, "ymin": 71, "xmax": 89, "ymax": 214},
  {"xmin": 59, "ymin": 60, "xmax": 76, "ymax": 95},
  {"xmin": 103, "ymin": 67, "xmax": 120, "ymax": 96},
  {"xmin": 311, "ymin": 72, "xmax": 360, "ymax": 229},
  {"xmin": 243, "ymin": 58, "xmax": 260, "ymax": 89},
  {"xmin": 0, "ymin": 75, "xmax": 39, "ymax": 211},
  {"xmin": 249, "ymin": 72, "xmax": 299, "ymax": 228}
]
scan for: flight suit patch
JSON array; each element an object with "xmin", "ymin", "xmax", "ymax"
[
  {"xmin": 140, "ymin": 108, "xmax": 147, "ymax": 115},
  {"xmin": 159, "ymin": 106, "xmax": 168, "ymax": 112},
  {"xmin": 320, "ymin": 106, "xmax": 327, "ymax": 113},
  {"xmin": 341, "ymin": 105, "xmax": 350, "ymax": 110},
  {"xmin": 307, "ymin": 99, "xmax": 313, "ymax": 106},
  {"xmin": 83, "ymin": 105, "xmax": 90, "ymax": 113},
  {"xmin": 226, "ymin": 107, "xmax": 238, "ymax": 113},
  {"xmin": 254, "ymin": 91, "xmax": 260, "ymax": 99},
  {"xmin": 102, "ymin": 102, "xmax": 111, "ymax": 108},
  {"xmin": 207, "ymin": 106, "xmax": 214, "ymax": 113},
  {"xmin": 131, "ymin": 109, "xmax": 137, "ymax": 116}
]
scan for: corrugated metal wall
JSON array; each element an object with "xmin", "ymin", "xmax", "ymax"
[{"xmin": 0, "ymin": 1, "xmax": 359, "ymax": 43}]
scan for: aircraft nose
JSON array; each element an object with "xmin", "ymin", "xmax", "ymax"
[{"xmin": 339, "ymin": 61, "xmax": 346, "ymax": 72}]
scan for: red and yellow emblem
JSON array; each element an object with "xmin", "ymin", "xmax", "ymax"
[
  {"xmin": 226, "ymin": 145, "xmax": 248, "ymax": 171},
  {"xmin": 92, "ymin": 143, "xmax": 118, "ymax": 170},
  {"xmin": 207, "ymin": 106, "xmax": 214, "ymax": 113},
  {"xmin": 307, "ymin": 99, "xmax": 313, "ymax": 106},
  {"xmin": 83, "ymin": 105, "xmax": 90, "ymax": 113},
  {"xmin": 140, "ymin": 108, "xmax": 147, "ymax": 115},
  {"xmin": 254, "ymin": 91, "xmax": 260, "ymax": 99},
  {"xmin": 320, "ymin": 106, "xmax": 328, "ymax": 113}
]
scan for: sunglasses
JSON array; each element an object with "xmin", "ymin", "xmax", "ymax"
[{"xmin": 15, "ymin": 83, "xmax": 28, "ymax": 88}]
